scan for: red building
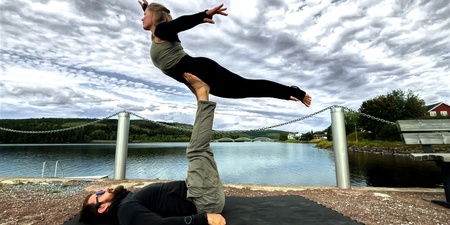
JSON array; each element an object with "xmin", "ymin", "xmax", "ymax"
[{"xmin": 426, "ymin": 102, "xmax": 450, "ymax": 117}]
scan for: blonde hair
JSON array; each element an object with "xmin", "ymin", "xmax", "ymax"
[{"xmin": 146, "ymin": 3, "xmax": 173, "ymax": 26}]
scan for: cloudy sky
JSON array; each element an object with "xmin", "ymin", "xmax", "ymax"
[{"xmin": 1, "ymin": 0, "xmax": 449, "ymax": 133}]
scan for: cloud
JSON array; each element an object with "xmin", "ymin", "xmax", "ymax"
[{"xmin": 1, "ymin": 0, "xmax": 449, "ymax": 134}]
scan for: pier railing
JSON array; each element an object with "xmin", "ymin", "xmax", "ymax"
[
  {"xmin": 129, "ymin": 105, "xmax": 392, "ymax": 189},
  {"xmin": 0, "ymin": 105, "xmax": 397, "ymax": 189}
]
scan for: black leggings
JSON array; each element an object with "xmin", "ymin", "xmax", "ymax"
[{"xmin": 170, "ymin": 55, "xmax": 306, "ymax": 100}]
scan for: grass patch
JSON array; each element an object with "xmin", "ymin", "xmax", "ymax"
[
  {"xmin": 314, "ymin": 139, "xmax": 407, "ymax": 149},
  {"xmin": 314, "ymin": 139, "xmax": 449, "ymax": 153},
  {"xmin": 348, "ymin": 140, "xmax": 404, "ymax": 148},
  {"xmin": 315, "ymin": 140, "xmax": 333, "ymax": 149},
  {"xmin": 13, "ymin": 180, "xmax": 25, "ymax": 185}
]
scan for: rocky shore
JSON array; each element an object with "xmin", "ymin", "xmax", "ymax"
[
  {"xmin": 1, "ymin": 178, "xmax": 449, "ymax": 225},
  {"xmin": 347, "ymin": 146, "xmax": 450, "ymax": 155}
]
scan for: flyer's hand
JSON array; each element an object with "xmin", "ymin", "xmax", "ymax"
[
  {"xmin": 138, "ymin": 0, "xmax": 148, "ymax": 11},
  {"xmin": 204, "ymin": 4, "xmax": 228, "ymax": 24},
  {"xmin": 301, "ymin": 93, "xmax": 312, "ymax": 108}
]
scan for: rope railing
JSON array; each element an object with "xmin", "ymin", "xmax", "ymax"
[
  {"xmin": 0, "ymin": 112, "xmax": 121, "ymax": 134},
  {"xmin": 1, "ymin": 105, "xmax": 373, "ymax": 188},
  {"xmin": 0, "ymin": 105, "xmax": 396, "ymax": 134}
]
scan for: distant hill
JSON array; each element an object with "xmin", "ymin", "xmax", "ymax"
[{"xmin": 0, "ymin": 118, "xmax": 289, "ymax": 144}]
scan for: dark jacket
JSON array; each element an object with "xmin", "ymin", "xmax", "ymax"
[{"xmin": 107, "ymin": 181, "xmax": 208, "ymax": 225}]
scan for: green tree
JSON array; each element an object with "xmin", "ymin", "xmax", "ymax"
[
  {"xmin": 279, "ymin": 132, "xmax": 288, "ymax": 141},
  {"xmin": 325, "ymin": 126, "xmax": 332, "ymax": 141},
  {"xmin": 300, "ymin": 130, "xmax": 314, "ymax": 141},
  {"xmin": 91, "ymin": 130, "xmax": 107, "ymax": 140},
  {"xmin": 344, "ymin": 111, "xmax": 360, "ymax": 136},
  {"xmin": 358, "ymin": 89, "xmax": 426, "ymax": 141}
]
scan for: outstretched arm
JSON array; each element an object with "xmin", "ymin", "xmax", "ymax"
[
  {"xmin": 154, "ymin": 4, "xmax": 228, "ymax": 41},
  {"xmin": 118, "ymin": 201, "xmax": 209, "ymax": 225},
  {"xmin": 137, "ymin": 2, "xmax": 227, "ymax": 41}
]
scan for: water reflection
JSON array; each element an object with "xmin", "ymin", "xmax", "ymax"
[
  {"xmin": 213, "ymin": 142, "xmax": 336, "ymax": 186},
  {"xmin": 348, "ymin": 152, "xmax": 441, "ymax": 187}
]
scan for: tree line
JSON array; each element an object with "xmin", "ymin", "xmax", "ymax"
[
  {"xmin": 304, "ymin": 89, "xmax": 447, "ymax": 142},
  {"xmin": 0, "ymin": 118, "xmax": 286, "ymax": 144}
]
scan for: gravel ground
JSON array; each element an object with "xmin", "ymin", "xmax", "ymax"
[{"xmin": 1, "ymin": 178, "xmax": 449, "ymax": 225}]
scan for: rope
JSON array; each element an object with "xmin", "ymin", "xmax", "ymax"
[{"xmin": 0, "ymin": 112, "xmax": 121, "ymax": 134}]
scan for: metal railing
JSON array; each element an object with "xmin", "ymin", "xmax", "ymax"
[
  {"xmin": 41, "ymin": 160, "xmax": 64, "ymax": 178},
  {"xmin": 2, "ymin": 105, "xmax": 397, "ymax": 189}
]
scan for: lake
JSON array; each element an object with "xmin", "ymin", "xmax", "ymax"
[{"xmin": 0, "ymin": 142, "xmax": 442, "ymax": 187}]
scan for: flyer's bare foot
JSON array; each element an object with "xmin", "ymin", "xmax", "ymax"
[{"xmin": 183, "ymin": 73, "xmax": 210, "ymax": 101}]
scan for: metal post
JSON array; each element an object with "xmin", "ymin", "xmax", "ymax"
[
  {"xmin": 114, "ymin": 112, "xmax": 130, "ymax": 180},
  {"xmin": 331, "ymin": 107, "xmax": 351, "ymax": 189},
  {"xmin": 438, "ymin": 162, "xmax": 450, "ymax": 203},
  {"xmin": 54, "ymin": 161, "xmax": 64, "ymax": 178},
  {"xmin": 54, "ymin": 161, "xmax": 59, "ymax": 177},
  {"xmin": 41, "ymin": 161, "xmax": 47, "ymax": 177}
]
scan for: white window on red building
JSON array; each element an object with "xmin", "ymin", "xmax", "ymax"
[
  {"xmin": 441, "ymin": 111, "xmax": 448, "ymax": 116},
  {"xmin": 430, "ymin": 111, "xmax": 437, "ymax": 116}
]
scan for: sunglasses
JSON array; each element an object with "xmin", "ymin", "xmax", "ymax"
[{"xmin": 95, "ymin": 190, "xmax": 106, "ymax": 209}]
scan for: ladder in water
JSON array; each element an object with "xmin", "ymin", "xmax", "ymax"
[{"xmin": 41, "ymin": 160, "xmax": 64, "ymax": 178}]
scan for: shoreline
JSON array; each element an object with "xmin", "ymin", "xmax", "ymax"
[
  {"xmin": 1, "ymin": 177, "xmax": 445, "ymax": 192},
  {"xmin": 1, "ymin": 177, "xmax": 448, "ymax": 225}
]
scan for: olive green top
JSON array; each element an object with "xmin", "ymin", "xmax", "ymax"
[{"xmin": 150, "ymin": 39, "xmax": 187, "ymax": 75}]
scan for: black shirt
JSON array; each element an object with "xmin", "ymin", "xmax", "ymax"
[{"xmin": 108, "ymin": 181, "xmax": 207, "ymax": 225}]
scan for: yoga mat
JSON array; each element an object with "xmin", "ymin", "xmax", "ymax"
[{"xmin": 63, "ymin": 195, "xmax": 363, "ymax": 225}]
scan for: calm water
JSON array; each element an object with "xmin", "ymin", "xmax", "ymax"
[{"xmin": 0, "ymin": 142, "xmax": 442, "ymax": 187}]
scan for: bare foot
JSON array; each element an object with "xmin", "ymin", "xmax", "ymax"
[
  {"xmin": 291, "ymin": 93, "xmax": 312, "ymax": 107},
  {"xmin": 183, "ymin": 73, "xmax": 210, "ymax": 101}
]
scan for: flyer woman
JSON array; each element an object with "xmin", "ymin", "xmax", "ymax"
[{"xmin": 139, "ymin": 1, "xmax": 312, "ymax": 107}]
